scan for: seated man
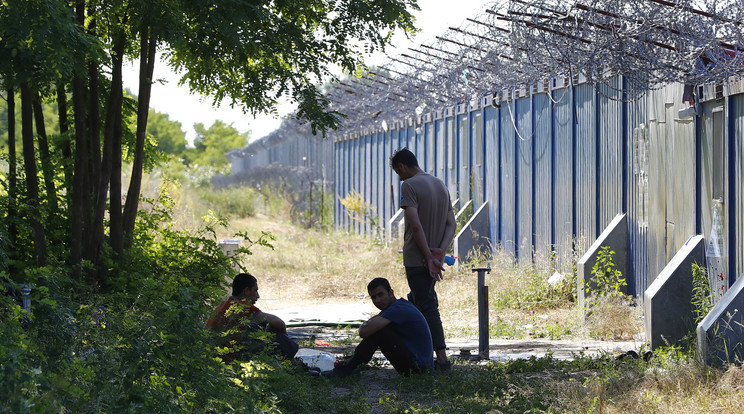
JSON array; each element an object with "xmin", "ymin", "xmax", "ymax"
[
  {"xmin": 207, "ymin": 272, "xmax": 298, "ymax": 362},
  {"xmin": 333, "ymin": 277, "xmax": 434, "ymax": 377}
]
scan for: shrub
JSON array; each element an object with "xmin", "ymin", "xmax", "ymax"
[
  {"xmin": 0, "ymin": 184, "xmax": 286, "ymax": 412},
  {"xmin": 196, "ymin": 186, "xmax": 259, "ymax": 218}
]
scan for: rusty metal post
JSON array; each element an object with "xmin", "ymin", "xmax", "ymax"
[{"xmin": 472, "ymin": 265, "xmax": 491, "ymax": 359}]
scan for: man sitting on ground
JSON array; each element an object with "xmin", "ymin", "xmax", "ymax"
[
  {"xmin": 207, "ymin": 272, "xmax": 298, "ymax": 362},
  {"xmin": 333, "ymin": 277, "xmax": 434, "ymax": 377}
]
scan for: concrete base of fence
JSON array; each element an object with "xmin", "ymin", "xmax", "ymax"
[
  {"xmin": 577, "ymin": 214, "xmax": 629, "ymax": 310},
  {"xmin": 698, "ymin": 274, "xmax": 744, "ymax": 366},
  {"xmin": 454, "ymin": 201, "xmax": 490, "ymax": 268},
  {"xmin": 644, "ymin": 235, "xmax": 705, "ymax": 350}
]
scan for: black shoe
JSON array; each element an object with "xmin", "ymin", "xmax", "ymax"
[
  {"xmin": 331, "ymin": 362, "xmax": 355, "ymax": 378},
  {"xmin": 435, "ymin": 360, "xmax": 452, "ymax": 371}
]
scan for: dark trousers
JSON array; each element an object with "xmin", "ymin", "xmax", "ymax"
[
  {"xmin": 347, "ymin": 324, "xmax": 419, "ymax": 374},
  {"xmin": 405, "ymin": 265, "xmax": 446, "ymax": 350},
  {"xmin": 238, "ymin": 325, "xmax": 299, "ymax": 360}
]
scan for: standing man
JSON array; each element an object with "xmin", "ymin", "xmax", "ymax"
[
  {"xmin": 391, "ymin": 148, "xmax": 456, "ymax": 370},
  {"xmin": 332, "ymin": 277, "xmax": 433, "ymax": 377},
  {"xmin": 207, "ymin": 272, "xmax": 299, "ymax": 362}
]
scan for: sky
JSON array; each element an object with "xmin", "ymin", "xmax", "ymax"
[{"xmin": 122, "ymin": 1, "xmax": 491, "ymax": 145}]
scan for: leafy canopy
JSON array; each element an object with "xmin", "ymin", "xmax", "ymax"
[{"xmin": 166, "ymin": 0, "xmax": 419, "ymax": 135}]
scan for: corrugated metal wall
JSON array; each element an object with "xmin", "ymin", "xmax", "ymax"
[
  {"xmin": 626, "ymin": 94, "xmax": 649, "ymax": 297},
  {"xmin": 500, "ymin": 100, "xmax": 517, "ymax": 255},
  {"xmin": 552, "ymin": 84, "xmax": 575, "ymax": 273},
  {"xmin": 574, "ymin": 83, "xmax": 598, "ymax": 252},
  {"xmin": 533, "ymin": 92, "xmax": 553, "ymax": 262},
  {"xmin": 731, "ymin": 93, "xmax": 744, "ymax": 282},
  {"xmin": 484, "ymin": 104, "xmax": 500, "ymax": 250}
]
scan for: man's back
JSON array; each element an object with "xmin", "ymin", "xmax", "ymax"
[
  {"xmin": 380, "ymin": 298, "xmax": 434, "ymax": 370},
  {"xmin": 400, "ymin": 172, "xmax": 452, "ymax": 267}
]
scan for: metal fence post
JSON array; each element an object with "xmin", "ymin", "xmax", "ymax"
[{"xmin": 472, "ymin": 265, "xmax": 491, "ymax": 359}]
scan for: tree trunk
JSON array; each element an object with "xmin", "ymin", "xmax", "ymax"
[
  {"xmin": 20, "ymin": 83, "xmax": 48, "ymax": 267},
  {"xmin": 70, "ymin": 0, "xmax": 90, "ymax": 280},
  {"xmin": 57, "ymin": 82, "xmax": 73, "ymax": 191},
  {"xmin": 84, "ymin": 53, "xmax": 102, "ymax": 282},
  {"xmin": 94, "ymin": 34, "xmax": 126, "ymax": 271},
  {"xmin": 7, "ymin": 86, "xmax": 18, "ymax": 269},
  {"xmin": 86, "ymin": 18, "xmax": 101, "ymax": 204},
  {"xmin": 32, "ymin": 93, "xmax": 59, "ymax": 216},
  {"xmin": 122, "ymin": 26, "xmax": 156, "ymax": 248},
  {"xmin": 108, "ymin": 34, "xmax": 126, "ymax": 256}
]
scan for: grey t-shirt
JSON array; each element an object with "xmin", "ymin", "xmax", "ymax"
[{"xmin": 399, "ymin": 172, "xmax": 452, "ymax": 267}]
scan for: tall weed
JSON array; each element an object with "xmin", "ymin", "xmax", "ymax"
[{"xmin": 585, "ymin": 246, "xmax": 640, "ymax": 340}]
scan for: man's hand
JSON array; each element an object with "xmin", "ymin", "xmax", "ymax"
[
  {"xmin": 426, "ymin": 256, "xmax": 444, "ymax": 281},
  {"xmin": 430, "ymin": 247, "xmax": 445, "ymax": 263},
  {"xmin": 428, "ymin": 248, "xmax": 446, "ymax": 281}
]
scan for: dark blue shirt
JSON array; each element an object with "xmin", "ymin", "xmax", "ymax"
[{"xmin": 380, "ymin": 298, "xmax": 434, "ymax": 370}]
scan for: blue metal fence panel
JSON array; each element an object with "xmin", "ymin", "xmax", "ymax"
[
  {"xmin": 533, "ymin": 93, "xmax": 553, "ymax": 261},
  {"xmin": 338, "ymin": 140, "xmax": 344, "ymax": 231},
  {"xmin": 371, "ymin": 133, "xmax": 380, "ymax": 234},
  {"xmin": 416, "ymin": 123, "xmax": 427, "ymax": 171},
  {"xmin": 574, "ymin": 83, "xmax": 598, "ymax": 250},
  {"xmin": 516, "ymin": 96, "xmax": 534, "ymax": 262},
  {"xmin": 457, "ymin": 112, "xmax": 470, "ymax": 203},
  {"xmin": 598, "ymin": 79, "xmax": 626, "ymax": 235},
  {"xmin": 355, "ymin": 136, "xmax": 364, "ymax": 234},
  {"xmin": 445, "ymin": 115, "xmax": 458, "ymax": 201},
  {"xmin": 435, "ymin": 117, "xmax": 445, "ymax": 180},
  {"xmin": 500, "ymin": 100, "xmax": 517, "ymax": 254},
  {"xmin": 666, "ymin": 88, "xmax": 697, "ymax": 263},
  {"xmin": 552, "ymin": 86, "xmax": 575, "ymax": 272},
  {"xmin": 391, "ymin": 128, "xmax": 402, "ymax": 214},
  {"xmin": 334, "ymin": 140, "xmax": 341, "ymax": 230},
  {"xmin": 471, "ymin": 110, "xmax": 485, "ymax": 209},
  {"xmin": 426, "ymin": 121, "xmax": 436, "ymax": 175},
  {"xmin": 342, "ymin": 139, "xmax": 351, "ymax": 231},
  {"xmin": 731, "ymin": 93, "xmax": 744, "ymax": 282},
  {"xmin": 626, "ymin": 91, "xmax": 650, "ymax": 298},
  {"xmin": 484, "ymin": 105, "xmax": 500, "ymax": 249},
  {"xmin": 646, "ymin": 87, "xmax": 673, "ymax": 282},
  {"xmin": 383, "ymin": 130, "xmax": 393, "ymax": 223}
]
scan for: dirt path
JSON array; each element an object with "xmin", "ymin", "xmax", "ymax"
[{"xmin": 288, "ymin": 324, "xmax": 642, "ymax": 364}]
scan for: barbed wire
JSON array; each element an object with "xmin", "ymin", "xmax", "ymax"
[{"xmin": 246, "ymin": 0, "xmax": 744, "ymax": 144}]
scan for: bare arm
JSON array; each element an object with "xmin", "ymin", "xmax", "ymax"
[
  {"xmin": 439, "ymin": 209, "xmax": 456, "ymax": 251},
  {"xmin": 250, "ymin": 311, "xmax": 287, "ymax": 334},
  {"xmin": 358, "ymin": 315, "xmax": 392, "ymax": 338}
]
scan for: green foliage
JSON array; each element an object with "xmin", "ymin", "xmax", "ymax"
[
  {"xmin": 196, "ymin": 186, "xmax": 259, "ymax": 218},
  {"xmin": 0, "ymin": 91, "xmax": 61, "ymax": 156},
  {"xmin": 585, "ymin": 247, "xmax": 638, "ymax": 340},
  {"xmin": 589, "ymin": 246, "xmax": 627, "ymax": 299},
  {"xmin": 186, "ymin": 120, "xmax": 248, "ymax": 168},
  {"xmin": 0, "ymin": 0, "xmax": 97, "ymax": 87},
  {"xmin": 692, "ymin": 262, "xmax": 713, "ymax": 325},
  {"xmin": 0, "ymin": 183, "xmax": 290, "ymax": 412},
  {"xmin": 167, "ymin": 0, "xmax": 419, "ymax": 136},
  {"xmin": 339, "ymin": 189, "xmax": 383, "ymax": 244},
  {"xmin": 147, "ymin": 109, "xmax": 188, "ymax": 157},
  {"xmin": 455, "ymin": 201, "xmax": 473, "ymax": 235}
]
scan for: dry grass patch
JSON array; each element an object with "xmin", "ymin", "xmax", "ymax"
[{"xmin": 224, "ymin": 214, "xmax": 407, "ymax": 311}]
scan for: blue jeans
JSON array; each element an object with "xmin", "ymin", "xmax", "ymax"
[{"xmin": 405, "ymin": 266, "xmax": 446, "ymax": 350}]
